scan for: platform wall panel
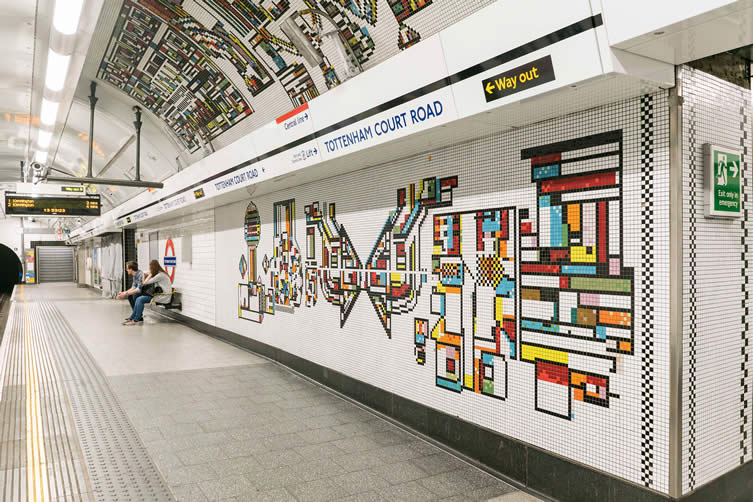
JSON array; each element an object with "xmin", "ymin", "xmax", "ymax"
[
  {"xmin": 137, "ymin": 209, "xmax": 216, "ymax": 325},
  {"xmin": 209, "ymin": 91, "xmax": 672, "ymax": 491},
  {"xmin": 679, "ymin": 66, "xmax": 753, "ymax": 494}
]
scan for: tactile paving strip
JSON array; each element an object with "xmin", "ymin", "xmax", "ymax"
[
  {"xmin": 0, "ymin": 299, "xmax": 92, "ymax": 501},
  {"xmin": 37, "ymin": 301, "xmax": 174, "ymax": 501}
]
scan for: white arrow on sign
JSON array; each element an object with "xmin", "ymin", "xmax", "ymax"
[{"xmin": 730, "ymin": 160, "xmax": 739, "ymax": 178}]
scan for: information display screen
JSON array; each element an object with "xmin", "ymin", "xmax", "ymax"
[{"xmin": 5, "ymin": 193, "xmax": 101, "ymax": 216}]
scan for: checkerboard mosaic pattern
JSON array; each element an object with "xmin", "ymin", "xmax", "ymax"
[{"xmin": 214, "ymin": 92, "xmax": 672, "ymax": 492}]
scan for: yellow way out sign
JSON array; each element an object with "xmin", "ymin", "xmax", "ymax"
[{"xmin": 482, "ymin": 55, "xmax": 556, "ymax": 103}]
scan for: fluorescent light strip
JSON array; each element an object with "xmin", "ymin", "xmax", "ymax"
[
  {"xmin": 38, "ymin": 130, "xmax": 52, "ymax": 149},
  {"xmin": 40, "ymin": 99, "xmax": 59, "ymax": 126},
  {"xmin": 52, "ymin": 0, "xmax": 85, "ymax": 35},
  {"xmin": 45, "ymin": 49, "xmax": 70, "ymax": 92}
]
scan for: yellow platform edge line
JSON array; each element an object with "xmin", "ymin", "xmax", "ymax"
[{"xmin": 22, "ymin": 286, "xmax": 49, "ymax": 501}]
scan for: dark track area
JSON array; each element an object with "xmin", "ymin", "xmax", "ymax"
[
  {"xmin": 0, "ymin": 292, "xmax": 9, "ymax": 344},
  {"xmin": 0, "ymin": 244, "xmax": 21, "ymax": 295}
]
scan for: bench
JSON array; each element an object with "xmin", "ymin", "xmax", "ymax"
[{"xmin": 150, "ymin": 288, "xmax": 182, "ymax": 311}]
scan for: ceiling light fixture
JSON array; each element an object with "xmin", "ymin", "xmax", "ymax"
[
  {"xmin": 35, "ymin": 151, "xmax": 48, "ymax": 164},
  {"xmin": 40, "ymin": 99, "xmax": 59, "ymax": 126},
  {"xmin": 45, "ymin": 49, "xmax": 71, "ymax": 92},
  {"xmin": 38, "ymin": 130, "xmax": 52, "ymax": 149},
  {"xmin": 52, "ymin": 0, "xmax": 85, "ymax": 35}
]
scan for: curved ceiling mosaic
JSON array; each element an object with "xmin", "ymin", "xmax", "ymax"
[{"xmin": 97, "ymin": 0, "xmax": 494, "ymax": 153}]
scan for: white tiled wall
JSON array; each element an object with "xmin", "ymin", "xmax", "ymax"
[
  {"xmin": 212, "ymin": 92, "xmax": 672, "ymax": 491},
  {"xmin": 680, "ymin": 66, "xmax": 753, "ymax": 494},
  {"xmin": 136, "ymin": 209, "xmax": 216, "ymax": 325}
]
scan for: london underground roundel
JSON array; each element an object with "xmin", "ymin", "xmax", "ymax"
[{"xmin": 164, "ymin": 238, "xmax": 176, "ymax": 281}]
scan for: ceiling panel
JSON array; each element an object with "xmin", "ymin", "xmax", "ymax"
[{"xmin": 0, "ymin": 0, "xmax": 36, "ymax": 183}]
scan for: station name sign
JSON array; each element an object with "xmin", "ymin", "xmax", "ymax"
[
  {"xmin": 5, "ymin": 193, "xmax": 101, "ymax": 216},
  {"xmin": 482, "ymin": 55, "xmax": 556, "ymax": 103}
]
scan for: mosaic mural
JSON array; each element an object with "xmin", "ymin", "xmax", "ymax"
[
  {"xmin": 236, "ymin": 130, "xmax": 635, "ymax": 420},
  {"xmin": 99, "ymin": 0, "xmax": 487, "ymax": 152}
]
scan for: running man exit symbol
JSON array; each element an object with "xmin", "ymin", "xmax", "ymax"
[{"xmin": 482, "ymin": 56, "xmax": 556, "ymax": 103}]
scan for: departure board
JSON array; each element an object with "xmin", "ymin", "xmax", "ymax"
[{"xmin": 5, "ymin": 193, "xmax": 101, "ymax": 216}]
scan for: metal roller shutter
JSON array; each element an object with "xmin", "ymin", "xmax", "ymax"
[{"xmin": 37, "ymin": 247, "xmax": 75, "ymax": 283}]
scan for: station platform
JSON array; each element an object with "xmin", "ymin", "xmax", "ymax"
[{"xmin": 0, "ymin": 284, "xmax": 543, "ymax": 502}]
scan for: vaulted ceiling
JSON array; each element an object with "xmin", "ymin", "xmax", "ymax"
[{"xmin": 1, "ymin": 0, "xmax": 495, "ymax": 225}]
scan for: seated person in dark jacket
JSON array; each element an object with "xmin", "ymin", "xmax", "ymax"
[
  {"xmin": 118, "ymin": 261, "xmax": 144, "ymax": 314},
  {"xmin": 117, "ymin": 261, "xmax": 143, "ymax": 318}
]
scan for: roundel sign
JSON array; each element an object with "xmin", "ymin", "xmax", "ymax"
[{"xmin": 164, "ymin": 238, "xmax": 176, "ymax": 281}]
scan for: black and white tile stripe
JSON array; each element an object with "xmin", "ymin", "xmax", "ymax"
[
  {"xmin": 639, "ymin": 94, "xmax": 656, "ymax": 488},
  {"xmin": 687, "ymin": 100, "xmax": 698, "ymax": 491},
  {"xmin": 739, "ymin": 98, "xmax": 750, "ymax": 465}
]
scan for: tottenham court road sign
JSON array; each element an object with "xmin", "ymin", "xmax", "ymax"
[{"xmin": 705, "ymin": 144, "xmax": 743, "ymax": 218}]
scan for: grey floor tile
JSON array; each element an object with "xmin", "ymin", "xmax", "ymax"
[
  {"xmin": 245, "ymin": 466, "xmax": 301, "ymax": 491},
  {"xmin": 264, "ymin": 420, "xmax": 310, "ymax": 435},
  {"xmin": 290, "ymin": 458, "xmax": 347, "ymax": 482},
  {"xmin": 441, "ymin": 483, "xmax": 521, "ymax": 501},
  {"xmin": 112, "ymin": 349, "xmax": 537, "ymax": 502},
  {"xmin": 177, "ymin": 445, "xmax": 229, "ymax": 465},
  {"xmin": 336, "ymin": 408, "xmax": 378, "ymax": 425},
  {"xmin": 139, "ymin": 427, "xmax": 165, "ymax": 442},
  {"xmin": 211, "ymin": 457, "xmax": 265, "ymax": 477},
  {"xmin": 332, "ymin": 436, "xmax": 382, "ymax": 453},
  {"xmin": 152, "ymin": 451, "xmax": 183, "ymax": 470},
  {"xmin": 294, "ymin": 441, "xmax": 346, "ymax": 459},
  {"xmin": 250, "ymin": 449, "xmax": 304, "ymax": 468},
  {"xmin": 220, "ymin": 438, "xmax": 269, "ymax": 459},
  {"xmin": 171, "ymin": 483, "xmax": 210, "ymax": 502},
  {"xmin": 172, "ymin": 409, "xmax": 215, "ymax": 424},
  {"xmin": 235, "ymin": 487, "xmax": 297, "ymax": 502},
  {"xmin": 378, "ymin": 481, "xmax": 437, "ymax": 501},
  {"xmin": 331, "ymin": 451, "xmax": 387, "ymax": 472},
  {"xmin": 199, "ymin": 474, "xmax": 254, "ymax": 501},
  {"xmin": 295, "ymin": 427, "xmax": 344, "ymax": 445},
  {"xmin": 161, "ymin": 422, "xmax": 205, "ymax": 439},
  {"xmin": 229, "ymin": 426, "xmax": 274, "ymax": 442},
  {"xmin": 164, "ymin": 463, "xmax": 218, "ymax": 486},
  {"xmin": 369, "ymin": 429, "xmax": 413, "ymax": 447},
  {"xmin": 329, "ymin": 469, "xmax": 391, "ymax": 495},
  {"xmin": 374, "ymin": 442, "xmax": 429, "ymax": 463},
  {"xmin": 262, "ymin": 433, "xmax": 304, "ymax": 451},
  {"xmin": 298, "ymin": 413, "xmax": 348, "ymax": 430},
  {"xmin": 410, "ymin": 453, "xmax": 470, "ymax": 476},
  {"xmin": 199, "ymin": 417, "xmax": 250, "ymax": 433},
  {"xmin": 372, "ymin": 460, "xmax": 428, "ymax": 485},
  {"xmin": 485, "ymin": 491, "xmax": 546, "ymax": 502},
  {"xmin": 418, "ymin": 467, "xmax": 498, "ymax": 498},
  {"xmin": 332, "ymin": 422, "xmax": 369, "ymax": 438},
  {"xmin": 334, "ymin": 491, "xmax": 390, "ymax": 502},
  {"xmin": 287, "ymin": 478, "xmax": 350, "ymax": 502}
]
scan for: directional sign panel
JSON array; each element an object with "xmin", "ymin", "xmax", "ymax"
[
  {"xmin": 705, "ymin": 143, "xmax": 743, "ymax": 218},
  {"xmin": 482, "ymin": 56, "xmax": 556, "ymax": 103}
]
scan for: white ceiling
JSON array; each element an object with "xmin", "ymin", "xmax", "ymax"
[
  {"xmin": 0, "ymin": 0, "xmax": 185, "ymax": 224},
  {"xmin": 0, "ymin": 0, "xmax": 37, "ymax": 183}
]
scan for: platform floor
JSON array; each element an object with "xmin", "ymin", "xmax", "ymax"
[{"xmin": 0, "ymin": 284, "xmax": 544, "ymax": 502}]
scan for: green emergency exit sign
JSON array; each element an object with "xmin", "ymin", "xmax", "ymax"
[{"xmin": 705, "ymin": 144, "xmax": 742, "ymax": 218}]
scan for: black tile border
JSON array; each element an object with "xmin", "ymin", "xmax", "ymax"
[{"xmin": 153, "ymin": 307, "xmax": 752, "ymax": 502}]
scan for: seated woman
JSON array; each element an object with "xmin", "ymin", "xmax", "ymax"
[{"xmin": 123, "ymin": 259, "xmax": 173, "ymax": 326}]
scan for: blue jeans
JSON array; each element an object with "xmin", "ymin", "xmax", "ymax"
[
  {"xmin": 130, "ymin": 295, "xmax": 152, "ymax": 321},
  {"xmin": 128, "ymin": 294, "xmax": 136, "ymax": 309}
]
